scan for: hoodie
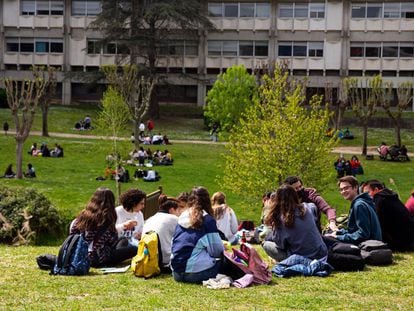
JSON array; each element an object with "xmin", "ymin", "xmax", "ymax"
[
  {"xmin": 373, "ymin": 188, "xmax": 414, "ymax": 251},
  {"xmin": 336, "ymin": 192, "xmax": 382, "ymax": 244},
  {"xmin": 171, "ymin": 210, "xmax": 224, "ymax": 274}
]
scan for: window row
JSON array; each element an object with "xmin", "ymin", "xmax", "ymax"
[
  {"xmin": 208, "ymin": 2, "xmax": 270, "ymax": 18},
  {"xmin": 278, "ymin": 42, "xmax": 324, "ymax": 57},
  {"xmin": 87, "ymin": 40, "xmax": 129, "ymax": 55},
  {"xmin": 351, "ymin": 2, "xmax": 414, "ymax": 19},
  {"xmin": 21, "ymin": 0, "xmax": 64, "ymax": 15},
  {"xmin": 158, "ymin": 41, "xmax": 198, "ymax": 56},
  {"xmin": 208, "ymin": 41, "xmax": 268, "ymax": 57},
  {"xmin": 6, "ymin": 38, "xmax": 63, "ymax": 53},
  {"xmin": 279, "ymin": 3, "xmax": 325, "ymax": 18},
  {"xmin": 350, "ymin": 42, "xmax": 414, "ymax": 58}
]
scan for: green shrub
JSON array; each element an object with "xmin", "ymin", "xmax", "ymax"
[{"xmin": 0, "ymin": 185, "xmax": 63, "ymax": 245}]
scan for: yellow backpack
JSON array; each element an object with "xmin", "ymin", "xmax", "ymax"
[{"xmin": 131, "ymin": 231, "xmax": 161, "ymax": 278}]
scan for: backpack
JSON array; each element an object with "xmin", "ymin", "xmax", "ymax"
[
  {"xmin": 324, "ymin": 236, "xmax": 365, "ymax": 272},
  {"xmin": 358, "ymin": 240, "xmax": 393, "ymax": 266},
  {"xmin": 51, "ymin": 234, "xmax": 90, "ymax": 276},
  {"xmin": 223, "ymin": 243, "xmax": 272, "ymax": 285},
  {"xmin": 131, "ymin": 231, "xmax": 162, "ymax": 278}
]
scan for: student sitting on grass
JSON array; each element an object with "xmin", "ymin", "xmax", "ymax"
[
  {"xmin": 211, "ymin": 191, "xmax": 238, "ymax": 244},
  {"xmin": 171, "ymin": 187, "xmax": 224, "ymax": 284},
  {"xmin": 24, "ymin": 163, "xmax": 36, "ymax": 178},
  {"xmin": 3, "ymin": 164, "xmax": 15, "ymax": 178}
]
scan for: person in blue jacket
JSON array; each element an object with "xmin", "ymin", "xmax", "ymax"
[
  {"xmin": 325, "ymin": 176, "xmax": 382, "ymax": 244},
  {"xmin": 171, "ymin": 186, "xmax": 224, "ymax": 283}
]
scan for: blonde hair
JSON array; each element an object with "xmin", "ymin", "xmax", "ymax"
[{"xmin": 211, "ymin": 191, "xmax": 228, "ymax": 219}]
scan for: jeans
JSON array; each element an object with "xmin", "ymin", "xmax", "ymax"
[
  {"xmin": 262, "ymin": 241, "xmax": 288, "ymax": 262},
  {"xmin": 172, "ymin": 261, "xmax": 221, "ymax": 284}
]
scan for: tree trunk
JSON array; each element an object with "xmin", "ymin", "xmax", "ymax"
[
  {"xmin": 15, "ymin": 138, "xmax": 24, "ymax": 179},
  {"xmin": 134, "ymin": 120, "xmax": 140, "ymax": 149},
  {"xmin": 41, "ymin": 105, "xmax": 49, "ymax": 137},
  {"xmin": 395, "ymin": 123, "xmax": 401, "ymax": 147},
  {"xmin": 362, "ymin": 122, "xmax": 368, "ymax": 156}
]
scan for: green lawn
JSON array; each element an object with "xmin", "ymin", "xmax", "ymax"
[{"xmin": 1, "ymin": 106, "xmax": 414, "ymax": 310}]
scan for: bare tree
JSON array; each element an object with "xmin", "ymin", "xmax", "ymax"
[
  {"xmin": 101, "ymin": 65, "xmax": 155, "ymax": 148},
  {"xmin": 343, "ymin": 75, "xmax": 382, "ymax": 155},
  {"xmin": 382, "ymin": 81, "xmax": 413, "ymax": 146},
  {"xmin": 33, "ymin": 66, "xmax": 58, "ymax": 137},
  {"xmin": 4, "ymin": 77, "xmax": 48, "ymax": 178}
]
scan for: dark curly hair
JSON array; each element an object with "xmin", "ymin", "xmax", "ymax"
[
  {"xmin": 188, "ymin": 187, "xmax": 214, "ymax": 229},
  {"xmin": 119, "ymin": 189, "xmax": 146, "ymax": 212}
]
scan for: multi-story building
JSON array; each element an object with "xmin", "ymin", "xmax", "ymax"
[{"xmin": 1, "ymin": 1, "xmax": 413, "ymax": 106}]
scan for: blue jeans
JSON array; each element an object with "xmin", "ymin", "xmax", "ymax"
[{"xmin": 172, "ymin": 261, "xmax": 221, "ymax": 284}]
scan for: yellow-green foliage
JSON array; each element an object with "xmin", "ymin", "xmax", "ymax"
[{"xmin": 222, "ymin": 65, "xmax": 338, "ymax": 199}]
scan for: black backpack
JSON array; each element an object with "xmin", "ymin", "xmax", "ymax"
[
  {"xmin": 359, "ymin": 240, "xmax": 393, "ymax": 266},
  {"xmin": 51, "ymin": 234, "xmax": 90, "ymax": 276},
  {"xmin": 324, "ymin": 236, "xmax": 365, "ymax": 272}
]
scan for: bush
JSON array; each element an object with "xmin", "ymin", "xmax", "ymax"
[{"xmin": 0, "ymin": 185, "xmax": 63, "ymax": 245}]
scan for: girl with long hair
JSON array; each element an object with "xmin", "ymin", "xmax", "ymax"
[{"xmin": 211, "ymin": 191, "xmax": 238, "ymax": 244}]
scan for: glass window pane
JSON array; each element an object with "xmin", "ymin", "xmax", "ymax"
[
  {"xmin": 367, "ymin": 4, "xmax": 382, "ymax": 18},
  {"xmin": 255, "ymin": 41, "xmax": 268, "ymax": 56},
  {"xmin": 382, "ymin": 45, "xmax": 398, "ymax": 57},
  {"xmin": 72, "ymin": 1, "xmax": 85, "ymax": 15},
  {"xmin": 400, "ymin": 45, "xmax": 414, "ymax": 57},
  {"xmin": 240, "ymin": 3, "xmax": 254, "ymax": 17},
  {"xmin": 105, "ymin": 43, "xmax": 116, "ymax": 54},
  {"xmin": 224, "ymin": 3, "xmax": 238, "ymax": 17},
  {"xmin": 256, "ymin": 3, "xmax": 270, "ymax": 18},
  {"xmin": 310, "ymin": 3, "xmax": 325, "ymax": 18},
  {"xmin": 401, "ymin": 3, "xmax": 414, "ymax": 18},
  {"xmin": 222, "ymin": 41, "xmax": 238, "ymax": 56},
  {"xmin": 294, "ymin": 3, "xmax": 308, "ymax": 18},
  {"xmin": 365, "ymin": 45, "xmax": 381, "ymax": 57},
  {"xmin": 51, "ymin": 1, "xmax": 64, "ymax": 15},
  {"xmin": 20, "ymin": 41, "xmax": 34, "ymax": 52},
  {"xmin": 278, "ymin": 42, "xmax": 292, "ymax": 56},
  {"xmin": 6, "ymin": 39, "xmax": 19, "ymax": 52},
  {"xmin": 21, "ymin": 0, "xmax": 35, "ymax": 15},
  {"xmin": 384, "ymin": 3, "xmax": 400, "ymax": 18},
  {"xmin": 308, "ymin": 42, "xmax": 324, "ymax": 57},
  {"xmin": 279, "ymin": 4, "xmax": 293, "ymax": 18},
  {"xmin": 185, "ymin": 41, "xmax": 198, "ymax": 56},
  {"xmin": 169, "ymin": 41, "xmax": 184, "ymax": 55},
  {"xmin": 239, "ymin": 41, "xmax": 254, "ymax": 56},
  {"xmin": 117, "ymin": 44, "xmax": 129, "ymax": 54},
  {"xmin": 293, "ymin": 43, "xmax": 307, "ymax": 56},
  {"xmin": 37, "ymin": 1, "xmax": 49, "ymax": 15},
  {"xmin": 208, "ymin": 3, "xmax": 222, "ymax": 17},
  {"xmin": 87, "ymin": 40, "xmax": 98, "ymax": 54},
  {"xmin": 208, "ymin": 41, "xmax": 222, "ymax": 56},
  {"xmin": 35, "ymin": 41, "xmax": 49, "ymax": 53},
  {"xmin": 351, "ymin": 4, "xmax": 366, "ymax": 18},
  {"xmin": 350, "ymin": 45, "xmax": 364, "ymax": 57},
  {"xmin": 50, "ymin": 41, "xmax": 63, "ymax": 53},
  {"xmin": 87, "ymin": 1, "xmax": 101, "ymax": 15}
]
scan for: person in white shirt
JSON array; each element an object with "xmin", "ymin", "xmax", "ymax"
[
  {"xmin": 115, "ymin": 189, "xmax": 146, "ymax": 246},
  {"xmin": 143, "ymin": 195, "xmax": 183, "ymax": 271},
  {"xmin": 211, "ymin": 191, "xmax": 239, "ymax": 244}
]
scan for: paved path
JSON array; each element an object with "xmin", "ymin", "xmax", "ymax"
[{"xmin": 7, "ymin": 130, "xmax": 413, "ymax": 156}]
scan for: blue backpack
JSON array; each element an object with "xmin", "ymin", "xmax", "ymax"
[{"xmin": 52, "ymin": 234, "xmax": 90, "ymax": 276}]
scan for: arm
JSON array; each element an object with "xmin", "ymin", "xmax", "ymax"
[{"xmin": 306, "ymin": 188, "xmax": 337, "ymax": 222}]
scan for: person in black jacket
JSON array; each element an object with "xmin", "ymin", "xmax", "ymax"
[{"xmin": 363, "ymin": 180, "xmax": 414, "ymax": 251}]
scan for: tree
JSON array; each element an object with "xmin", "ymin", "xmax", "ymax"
[
  {"xmin": 343, "ymin": 75, "xmax": 382, "ymax": 156},
  {"xmin": 96, "ymin": 87, "xmax": 131, "ymax": 201},
  {"xmin": 33, "ymin": 66, "xmax": 58, "ymax": 137},
  {"xmin": 325, "ymin": 82, "xmax": 347, "ymax": 131},
  {"xmin": 92, "ymin": 0, "xmax": 213, "ymax": 118},
  {"xmin": 101, "ymin": 65, "xmax": 154, "ymax": 148},
  {"xmin": 382, "ymin": 81, "xmax": 413, "ymax": 146},
  {"xmin": 4, "ymin": 76, "xmax": 48, "ymax": 179},
  {"xmin": 222, "ymin": 65, "xmax": 337, "ymax": 199},
  {"xmin": 204, "ymin": 64, "xmax": 258, "ymax": 133}
]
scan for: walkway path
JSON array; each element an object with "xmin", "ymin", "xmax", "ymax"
[{"xmin": 9, "ymin": 130, "xmax": 413, "ymax": 156}]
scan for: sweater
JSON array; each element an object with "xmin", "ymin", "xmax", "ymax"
[
  {"xmin": 215, "ymin": 206, "xmax": 238, "ymax": 241},
  {"xmin": 336, "ymin": 192, "xmax": 382, "ymax": 244},
  {"xmin": 171, "ymin": 210, "xmax": 224, "ymax": 274},
  {"xmin": 115, "ymin": 206, "xmax": 144, "ymax": 241},
  {"xmin": 302, "ymin": 188, "xmax": 336, "ymax": 222},
  {"xmin": 143, "ymin": 212, "xmax": 178, "ymax": 267},
  {"xmin": 406, "ymin": 195, "xmax": 414, "ymax": 216}
]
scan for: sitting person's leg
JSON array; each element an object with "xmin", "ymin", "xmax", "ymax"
[
  {"xmin": 173, "ymin": 261, "xmax": 221, "ymax": 284},
  {"xmin": 262, "ymin": 241, "xmax": 288, "ymax": 262}
]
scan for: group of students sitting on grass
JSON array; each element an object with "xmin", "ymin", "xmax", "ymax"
[
  {"xmin": 334, "ymin": 154, "xmax": 363, "ymax": 178},
  {"xmin": 37, "ymin": 175, "xmax": 414, "ymax": 285},
  {"xmin": 29, "ymin": 142, "xmax": 64, "ymax": 158},
  {"xmin": 127, "ymin": 147, "xmax": 173, "ymax": 167},
  {"xmin": 3, "ymin": 163, "xmax": 36, "ymax": 178}
]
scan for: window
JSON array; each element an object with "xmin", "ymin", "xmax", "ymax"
[
  {"xmin": 294, "ymin": 3, "xmax": 308, "ymax": 18},
  {"xmin": 35, "ymin": 40, "xmax": 49, "ymax": 52},
  {"xmin": 384, "ymin": 3, "xmax": 400, "ymax": 18},
  {"xmin": 279, "ymin": 4, "xmax": 293, "ymax": 18},
  {"xmin": 185, "ymin": 41, "xmax": 198, "ymax": 56},
  {"xmin": 37, "ymin": 1, "xmax": 49, "ymax": 15},
  {"xmin": 366, "ymin": 3, "xmax": 382, "ymax": 18},
  {"xmin": 208, "ymin": 3, "xmax": 222, "ymax": 17},
  {"xmin": 309, "ymin": 3, "xmax": 325, "ymax": 18},
  {"xmin": 6, "ymin": 39, "xmax": 19, "ymax": 52},
  {"xmin": 308, "ymin": 42, "xmax": 323, "ymax": 57},
  {"xmin": 21, "ymin": 0, "xmax": 35, "ymax": 15},
  {"xmin": 117, "ymin": 44, "xmax": 129, "ymax": 55},
  {"xmin": 21, "ymin": 0, "xmax": 63, "ymax": 15},
  {"xmin": 20, "ymin": 40, "xmax": 35, "ymax": 52},
  {"xmin": 208, "ymin": 41, "xmax": 222, "ymax": 56},
  {"xmin": 351, "ymin": 4, "xmax": 366, "ymax": 18},
  {"xmin": 72, "ymin": 0, "xmax": 101, "ymax": 16},
  {"xmin": 239, "ymin": 41, "xmax": 254, "ymax": 56},
  {"xmin": 169, "ymin": 41, "xmax": 184, "ymax": 56},
  {"xmin": 382, "ymin": 44, "xmax": 398, "ymax": 58},
  {"xmin": 50, "ymin": 40, "xmax": 63, "ymax": 53},
  {"xmin": 87, "ymin": 1, "xmax": 101, "ymax": 15},
  {"xmin": 224, "ymin": 3, "xmax": 238, "ymax": 17},
  {"xmin": 104, "ymin": 43, "xmax": 117, "ymax": 54},
  {"xmin": 256, "ymin": 3, "xmax": 270, "ymax": 18},
  {"xmin": 50, "ymin": 0, "xmax": 64, "ymax": 14},
  {"xmin": 87, "ymin": 40, "xmax": 100, "ymax": 54},
  {"xmin": 255, "ymin": 41, "xmax": 268, "ymax": 56},
  {"xmin": 350, "ymin": 43, "xmax": 364, "ymax": 57},
  {"xmin": 400, "ymin": 44, "xmax": 414, "ymax": 57},
  {"xmin": 401, "ymin": 2, "xmax": 414, "ymax": 18},
  {"xmin": 365, "ymin": 44, "xmax": 381, "ymax": 57},
  {"xmin": 222, "ymin": 41, "xmax": 237, "ymax": 56},
  {"xmin": 293, "ymin": 42, "xmax": 307, "ymax": 56},
  {"xmin": 240, "ymin": 3, "xmax": 254, "ymax": 17},
  {"xmin": 278, "ymin": 42, "xmax": 292, "ymax": 56}
]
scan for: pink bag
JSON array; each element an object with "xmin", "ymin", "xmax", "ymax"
[{"xmin": 223, "ymin": 243, "xmax": 272, "ymax": 285}]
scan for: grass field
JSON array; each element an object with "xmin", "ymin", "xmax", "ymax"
[{"xmin": 1, "ymin": 106, "xmax": 414, "ymax": 310}]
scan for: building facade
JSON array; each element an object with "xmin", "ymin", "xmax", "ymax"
[{"xmin": 0, "ymin": 1, "xmax": 413, "ymax": 106}]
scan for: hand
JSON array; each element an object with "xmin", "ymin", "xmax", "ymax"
[
  {"xmin": 329, "ymin": 221, "xmax": 338, "ymax": 232},
  {"xmin": 134, "ymin": 231, "xmax": 142, "ymax": 240},
  {"xmin": 123, "ymin": 220, "xmax": 137, "ymax": 230}
]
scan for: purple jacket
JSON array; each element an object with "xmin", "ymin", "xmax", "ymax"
[{"xmin": 303, "ymin": 188, "xmax": 336, "ymax": 222}]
